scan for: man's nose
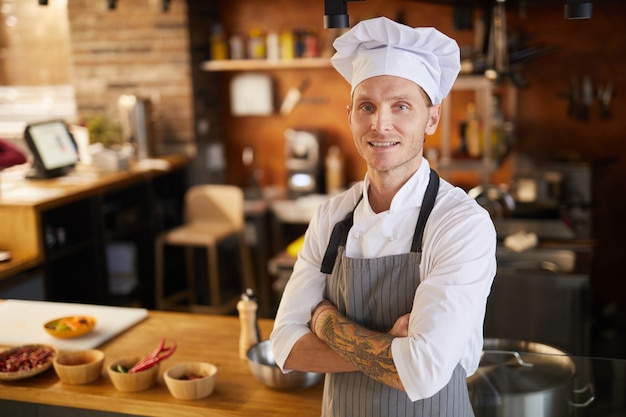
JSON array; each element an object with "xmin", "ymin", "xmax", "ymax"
[{"xmin": 371, "ymin": 108, "xmax": 392, "ymax": 131}]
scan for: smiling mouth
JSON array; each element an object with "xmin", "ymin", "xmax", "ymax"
[{"xmin": 369, "ymin": 141, "xmax": 399, "ymax": 147}]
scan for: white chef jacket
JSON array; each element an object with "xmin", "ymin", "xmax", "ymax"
[{"xmin": 270, "ymin": 158, "xmax": 496, "ymax": 401}]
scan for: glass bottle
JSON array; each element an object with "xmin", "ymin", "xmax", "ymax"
[{"xmin": 465, "ymin": 102, "xmax": 482, "ymax": 158}]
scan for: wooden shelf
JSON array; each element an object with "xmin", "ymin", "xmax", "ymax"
[
  {"xmin": 201, "ymin": 57, "xmax": 332, "ymax": 71},
  {"xmin": 450, "ymin": 74, "xmax": 494, "ymax": 90},
  {"xmin": 201, "ymin": 55, "xmax": 514, "ymax": 185},
  {"xmin": 439, "ymin": 76, "xmax": 511, "ymax": 184},
  {"xmin": 438, "ymin": 158, "xmax": 497, "ymax": 172}
]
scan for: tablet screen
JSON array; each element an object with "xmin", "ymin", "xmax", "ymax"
[{"xmin": 27, "ymin": 120, "xmax": 78, "ymax": 170}]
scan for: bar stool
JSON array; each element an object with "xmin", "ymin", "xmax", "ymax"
[{"xmin": 155, "ymin": 184, "xmax": 255, "ymax": 314}]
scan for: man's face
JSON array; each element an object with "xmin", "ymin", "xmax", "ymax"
[{"xmin": 348, "ymin": 75, "xmax": 440, "ymax": 177}]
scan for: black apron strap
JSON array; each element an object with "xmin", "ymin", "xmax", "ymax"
[
  {"xmin": 320, "ymin": 195, "xmax": 362, "ymax": 274},
  {"xmin": 321, "ymin": 169, "xmax": 439, "ymax": 273},
  {"xmin": 410, "ymin": 169, "xmax": 440, "ymax": 253}
]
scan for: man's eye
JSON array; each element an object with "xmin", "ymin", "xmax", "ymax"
[
  {"xmin": 360, "ymin": 104, "xmax": 375, "ymax": 111},
  {"xmin": 396, "ymin": 104, "xmax": 409, "ymax": 111}
]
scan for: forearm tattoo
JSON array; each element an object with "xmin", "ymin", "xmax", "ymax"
[{"xmin": 320, "ymin": 312, "xmax": 400, "ymax": 387}]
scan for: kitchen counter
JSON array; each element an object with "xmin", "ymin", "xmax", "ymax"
[
  {"xmin": 3, "ymin": 307, "xmax": 626, "ymax": 416},
  {"xmin": 0, "ymin": 310, "xmax": 323, "ymax": 417},
  {"xmin": 0, "ymin": 156, "xmax": 190, "ymax": 307},
  {"xmin": 0, "ymin": 154, "xmax": 189, "ymax": 282}
]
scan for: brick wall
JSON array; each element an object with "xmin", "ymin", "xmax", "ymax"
[
  {"xmin": 0, "ymin": 0, "xmax": 71, "ymax": 86},
  {"xmin": 66, "ymin": 0, "xmax": 195, "ymax": 156}
]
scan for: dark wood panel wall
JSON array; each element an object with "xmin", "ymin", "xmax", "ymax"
[
  {"xmin": 213, "ymin": 0, "xmax": 626, "ymax": 312},
  {"xmin": 507, "ymin": 3, "xmax": 626, "ymax": 313}
]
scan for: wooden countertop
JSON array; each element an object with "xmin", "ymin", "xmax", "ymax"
[
  {"xmin": 0, "ymin": 310, "xmax": 323, "ymax": 417},
  {"xmin": 0, "ymin": 155, "xmax": 190, "ymax": 281},
  {"xmin": 0, "ymin": 154, "xmax": 190, "ymax": 209}
]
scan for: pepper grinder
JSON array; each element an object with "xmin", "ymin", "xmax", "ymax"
[{"xmin": 237, "ymin": 288, "xmax": 259, "ymax": 359}]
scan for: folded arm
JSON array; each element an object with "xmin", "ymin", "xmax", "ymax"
[
  {"xmin": 283, "ymin": 331, "xmax": 358, "ymax": 373},
  {"xmin": 308, "ymin": 300, "xmax": 409, "ymax": 391}
]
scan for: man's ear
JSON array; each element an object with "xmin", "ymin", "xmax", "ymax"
[{"xmin": 425, "ymin": 105, "xmax": 441, "ymax": 135}]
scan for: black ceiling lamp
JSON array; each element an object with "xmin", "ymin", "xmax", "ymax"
[
  {"xmin": 108, "ymin": 0, "xmax": 117, "ymax": 10},
  {"xmin": 324, "ymin": 0, "xmax": 364, "ymax": 29},
  {"xmin": 162, "ymin": 0, "xmax": 171, "ymax": 12},
  {"xmin": 38, "ymin": 0, "xmax": 48, "ymax": 5},
  {"xmin": 565, "ymin": 0, "xmax": 593, "ymax": 18}
]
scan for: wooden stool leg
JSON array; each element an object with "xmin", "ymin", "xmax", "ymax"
[
  {"xmin": 185, "ymin": 247, "xmax": 197, "ymax": 305},
  {"xmin": 207, "ymin": 244, "xmax": 221, "ymax": 307},
  {"xmin": 155, "ymin": 235, "xmax": 165, "ymax": 310}
]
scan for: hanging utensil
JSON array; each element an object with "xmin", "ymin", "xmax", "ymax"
[
  {"xmin": 599, "ymin": 79, "xmax": 613, "ymax": 118},
  {"xmin": 280, "ymin": 79, "xmax": 310, "ymax": 116},
  {"xmin": 579, "ymin": 75, "xmax": 593, "ymax": 121},
  {"xmin": 493, "ymin": 0, "xmax": 509, "ymax": 77},
  {"xmin": 568, "ymin": 76, "xmax": 579, "ymax": 118}
]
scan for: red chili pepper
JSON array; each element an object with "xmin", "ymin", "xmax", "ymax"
[
  {"xmin": 129, "ymin": 339, "xmax": 177, "ymax": 373},
  {"xmin": 144, "ymin": 338, "xmax": 166, "ymax": 362}
]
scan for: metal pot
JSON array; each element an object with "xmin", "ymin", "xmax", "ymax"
[{"xmin": 467, "ymin": 339, "xmax": 594, "ymax": 417}]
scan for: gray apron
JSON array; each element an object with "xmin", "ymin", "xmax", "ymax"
[{"xmin": 320, "ymin": 169, "xmax": 474, "ymax": 417}]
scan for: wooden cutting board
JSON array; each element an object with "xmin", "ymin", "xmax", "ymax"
[{"xmin": 0, "ymin": 299, "xmax": 148, "ymax": 351}]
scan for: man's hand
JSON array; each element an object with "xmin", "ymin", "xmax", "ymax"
[
  {"xmin": 311, "ymin": 300, "xmax": 338, "ymax": 334},
  {"xmin": 388, "ymin": 313, "xmax": 410, "ymax": 337}
]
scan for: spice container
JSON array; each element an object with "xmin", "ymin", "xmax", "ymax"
[
  {"xmin": 210, "ymin": 24, "xmax": 228, "ymax": 60},
  {"xmin": 247, "ymin": 29, "xmax": 266, "ymax": 59},
  {"xmin": 237, "ymin": 289, "xmax": 259, "ymax": 359},
  {"xmin": 280, "ymin": 30, "xmax": 295, "ymax": 60},
  {"xmin": 229, "ymin": 34, "xmax": 244, "ymax": 60},
  {"xmin": 266, "ymin": 32, "xmax": 280, "ymax": 60},
  {"xmin": 303, "ymin": 28, "xmax": 319, "ymax": 58}
]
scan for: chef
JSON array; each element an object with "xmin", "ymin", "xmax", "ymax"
[{"xmin": 270, "ymin": 16, "xmax": 496, "ymax": 417}]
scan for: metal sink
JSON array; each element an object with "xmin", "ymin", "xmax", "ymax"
[{"xmin": 496, "ymin": 247, "xmax": 576, "ymax": 273}]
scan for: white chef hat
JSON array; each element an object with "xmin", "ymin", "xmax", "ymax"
[{"xmin": 331, "ymin": 16, "xmax": 461, "ymax": 105}]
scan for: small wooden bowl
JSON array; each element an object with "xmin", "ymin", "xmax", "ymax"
[
  {"xmin": 107, "ymin": 357, "xmax": 159, "ymax": 392},
  {"xmin": 53, "ymin": 349, "xmax": 104, "ymax": 385},
  {"xmin": 163, "ymin": 362, "xmax": 218, "ymax": 400}
]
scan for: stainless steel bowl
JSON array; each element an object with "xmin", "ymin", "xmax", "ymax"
[{"xmin": 246, "ymin": 340, "xmax": 324, "ymax": 390}]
